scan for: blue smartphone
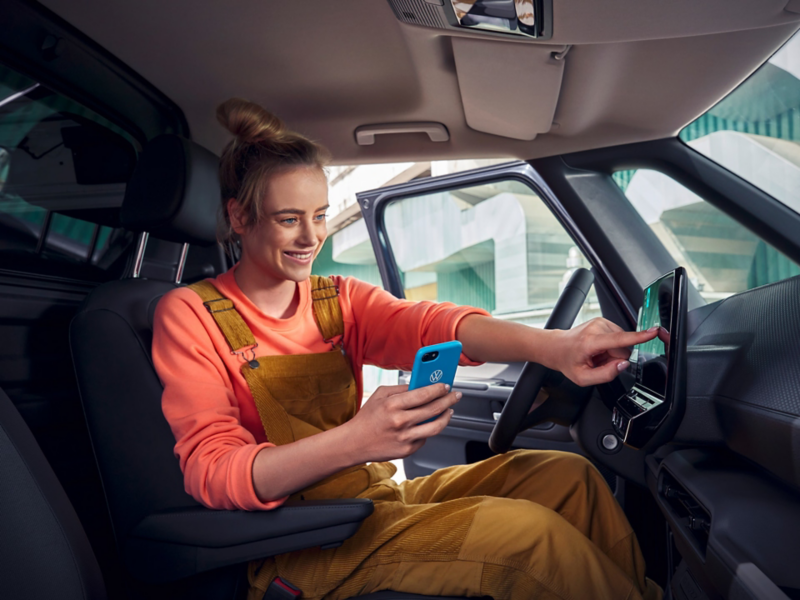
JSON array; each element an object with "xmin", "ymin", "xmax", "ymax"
[{"xmin": 409, "ymin": 341, "xmax": 462, "ymax": 425}]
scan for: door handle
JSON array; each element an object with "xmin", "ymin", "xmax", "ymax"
[{"xmin": 453, "ymin": 380, "xmax": 490, "ymax": 392}]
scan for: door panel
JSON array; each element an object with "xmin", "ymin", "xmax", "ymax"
[
  {"xmin": 400, "ymin": 365, "xmax": 578, "ymax": 478},
  {"xmin": 355, "ymin": 161, "xmax": 628, "ymax": 486}
]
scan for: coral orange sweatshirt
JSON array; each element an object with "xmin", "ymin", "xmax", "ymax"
[{"xmin": 152, "ymin": 267, "xmax": 488, "ymax": 511}]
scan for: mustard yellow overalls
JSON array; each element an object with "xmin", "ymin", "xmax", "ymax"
[{"xmin": 189, "ymin": 277, "xmax": 661, "ymax": 600}]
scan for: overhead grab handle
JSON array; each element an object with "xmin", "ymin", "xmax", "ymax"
[{"xmin": 355, "ymin": 122, "xmax": 449, "ymax": 146}]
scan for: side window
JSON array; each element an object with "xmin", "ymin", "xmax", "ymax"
[
  {"xmin": 313, "ymin": 159, "xmax": 512, "ymax": 289},
  {"xmin": 613, "ymin": 30, "xmax": 800, "ymax": 303},
  {"xmin": 0, "ymin": 63, "xmax": 136, "ymax": 278},
  {"xmin": 381, "ymin": 179, "xmax": 599, "ymax": 328},
  {"xmin": 314, "ymin": 160, "xmax": 521, "ymax": 391},
  {"xmin": 614, "ymin": 169, "xmax": 800, "ymax": 300}
]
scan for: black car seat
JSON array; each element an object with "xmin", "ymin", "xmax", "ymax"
[
  {"xmin": 0, "ymin": 386, "xmax": 107, "ymax": 600},
  {"xmin": 68, "ymin": 135, "xmax": 472, "ymax": 600},
  {"xmin": 0, "ymin": 381, "xmax": 439, "ymax": 600}
]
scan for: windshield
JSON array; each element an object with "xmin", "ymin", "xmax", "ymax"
[{"xmin": 680, "ymin": 29, "xmax": 800, "ymax": 217}]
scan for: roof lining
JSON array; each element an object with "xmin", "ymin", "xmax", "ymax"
[{"xmin": 34, "ymin": 0, "xmax": 800, "ymax": 164}]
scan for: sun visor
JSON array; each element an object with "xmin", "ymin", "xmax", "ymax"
[{"xmin": 452, "ymin": 37, "xmax": 567, "ymax": 140}]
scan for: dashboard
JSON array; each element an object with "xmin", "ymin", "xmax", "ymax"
[{"xmin": 574, "ymin": 272, "xmax": 800, "ymax": 599}]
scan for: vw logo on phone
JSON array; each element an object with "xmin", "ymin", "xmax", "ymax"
[{"xmin": 430, "ymin": 370, "xmax": 443, "ymax": 383}]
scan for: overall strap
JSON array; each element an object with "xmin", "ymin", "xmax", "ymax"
[
  {"xmin": 309, "ymin": 275, "xmax": 344, "ymax": 347},
  {"xmin": 188, "ymin": 280, "xmax": 256, "ymax": 353},
  {"xmin": 187, "ymin": 276, "xmax": 345, "ymax": 351},
  {"xmin": 186, "ymin": 277, "xmax": 346, "ymax": 447}
]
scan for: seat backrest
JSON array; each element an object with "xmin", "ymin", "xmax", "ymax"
[
  {"xmin": 0, "ymin": 386, "xmax": 107, "ymax": 600},
  {"xmin": 69, "ymin": 135, "xmax": 221, "ymax": 545},
  {"xmin": 71, "ymin": 278, "xmax": 194, "ymax": 541}
]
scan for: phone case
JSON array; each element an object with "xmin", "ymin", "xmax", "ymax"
[{"xmin": 409, "ymin": 341, "xmax": 462, "ymax": 425}]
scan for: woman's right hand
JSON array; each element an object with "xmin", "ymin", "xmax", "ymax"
[{"xmin": 347, "ymin": 384, "xmax": 462, "ymax": 463}]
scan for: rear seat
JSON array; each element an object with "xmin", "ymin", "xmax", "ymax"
[{"xmin": 0, "ymin": 386, "xmax": 107, "ymax": 600}]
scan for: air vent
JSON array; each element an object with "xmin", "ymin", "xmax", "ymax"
[
  {"xmin": 387, "ymin": 0, "xmax": 448, "ymax": 30},
  {"xmin": 660, "ymin": 471, "xmax": 711, "ymax": 553}
]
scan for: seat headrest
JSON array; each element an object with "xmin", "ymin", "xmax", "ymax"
[{"xmin": 121, "ymin": 135, "xmax": 220, "ymax": 246}]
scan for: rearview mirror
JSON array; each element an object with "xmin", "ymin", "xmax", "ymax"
[{"xmin": 448, "ymin": 0, "xmax": 549, "ymax": 38}]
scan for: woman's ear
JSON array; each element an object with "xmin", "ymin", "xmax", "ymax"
[{"xmin": 227, "ymin": 198, "xmax": 247, "ymax": 235}]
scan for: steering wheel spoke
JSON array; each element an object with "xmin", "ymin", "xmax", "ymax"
[
  {"xmin": 519, "ymin": 372, "xmax": 593, "ymax": 431},
  {"xmin": 488, "ymin": 268, "xmax": 595, "ymax": 454}
]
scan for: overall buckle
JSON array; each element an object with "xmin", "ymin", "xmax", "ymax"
[
  {"xmin": 202, "ymin": 297, "xmax": 234, "ymax": 313},
  {"xmin": 232, "ymin": 343, "xmax": 259, "ymax": 369},
  {"xmin": 311, "ymin": 283, "xmax": 339, "ymax": 301}
]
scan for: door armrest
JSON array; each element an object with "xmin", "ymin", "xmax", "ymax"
[{"xmin": 124, "ymin": 499, "xmax": 374, "ymax": 583}]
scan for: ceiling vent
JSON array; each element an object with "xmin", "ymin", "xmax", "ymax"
[
  {"xmin": 389, "ymin": 0, "xmax": 448, "ymax": 29},
  {"xmin": 386, "ymin": 0, "xmax": 553, "ymax": 41}
]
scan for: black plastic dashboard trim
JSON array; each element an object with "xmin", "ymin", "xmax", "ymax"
[{"xmin": 652, "ymin": 449, "xmax": 800, "ymax": 599}]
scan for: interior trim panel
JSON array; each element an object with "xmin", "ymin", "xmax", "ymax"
[
  {"xmin": 650, "ymin": 450, "xmax": 800, "ymax": 599},
  {"xmin": 682, "ymin": 275, "xmax": 800, "ymax": 488}
]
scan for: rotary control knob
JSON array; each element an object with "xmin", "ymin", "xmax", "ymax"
[{"xmin": 601, "ymin": 434, "xmax": 620, "ymax": 452}]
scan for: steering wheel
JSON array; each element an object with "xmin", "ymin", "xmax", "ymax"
[{"xmin": 488, "ymin": 268, "xmax": 595, "ymax": 454}]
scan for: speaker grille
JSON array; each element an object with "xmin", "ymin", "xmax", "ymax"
[{"xmin": 387, "ymin": 0, "xmax": 448, "ymax": 30}]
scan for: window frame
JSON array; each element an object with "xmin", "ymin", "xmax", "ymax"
[{"xmin": 0, "ymin": 0, "xmax": 189, "ymax": 145}]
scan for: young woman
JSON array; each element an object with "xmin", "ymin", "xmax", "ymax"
[{"xmin": 152, "ymin": 99, "xmax": 662, "ymax": 600}]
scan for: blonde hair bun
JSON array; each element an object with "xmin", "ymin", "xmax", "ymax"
[
  {"xmin": 216, "ymin": 98, "xmax": 287, "ymax": 144},
  {"xmin": 215, "ymin": 98, "xmax": 330, "ymax": 250}
]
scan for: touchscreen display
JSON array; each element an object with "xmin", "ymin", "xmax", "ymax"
[{"xmin": 628, "ymin": 272, "xmax": 674, "ymax": 398}]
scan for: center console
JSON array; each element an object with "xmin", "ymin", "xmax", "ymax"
[{"xmin": 612, "ymin": 267, "xmax": 688, "ymax": 449}]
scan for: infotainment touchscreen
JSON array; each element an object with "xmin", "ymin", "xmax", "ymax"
[
  {"xmin": 612, "ymin": 267, "xmax": 686, "ymax": 449},
  {"xmin": 628, "ymin": 271, "xmax": 674, "ymax": 400}
]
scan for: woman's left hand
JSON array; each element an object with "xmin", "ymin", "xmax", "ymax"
[{"xmin": 546, "ymin": 318, "xmax": 659, "ymax": 387}]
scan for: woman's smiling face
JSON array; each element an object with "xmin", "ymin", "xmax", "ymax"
[{"xmin": 229, "ymin": 166, "xmax": 329, "ymax": 284}]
